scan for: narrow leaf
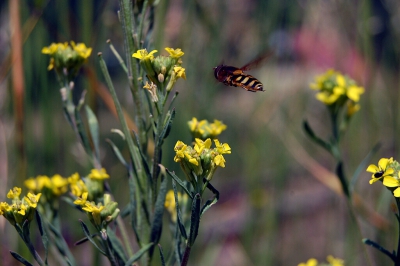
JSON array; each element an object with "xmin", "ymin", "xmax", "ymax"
[
  {"xmin": 172, "ymin": 179, "xmax": 187, "ymax": 239},
  {"xmin": 107, "ymin": 229, "xmax": 128, "ymax": 262},
  {"xmin": 303, "ymin": 120, "xmax": 332, "ymax": 154},
  {"xmin": 79, "ymin": 220, "xmax": 106, "ymax": 255},
  {"xmin": 188, "ymin": 194, "xmax": 201, "ymax": 246},
  {"xmin": 336, "ymin": 162, "xmax": 350, "ymax": 198},
  {"xmin": 74, "ymin": 108, "xmax": 94, "ymax": 158},
  {"xmin": 158, "ymin": 109, "xmax": 175, "ymax": 146},
  {"xmin": 35, "ymin": 210, "xmax": 49, "ymax": 264},
  {"xmin": 10, "ymin": 251, "xmax": 33, "ymax": 266},
  {"xmin": 149, "ymin": 175, "xmax": 168, "ymax": 256},
  {"xmin": 85, "ymin": 105, "xmax": 101, "ymax": 162},
  {"xmin": 363, "ymin": 238, "xmax": 395, "ymax": 261},
  {"xmin": 200, "ymin": 181, "xmax": 220, "ymax": 216},
  {"xmin": 124, "ymin": 243, "xmax": 154, "ymax": 266},
  {"xmin": 158, "ymin": 244, "xmax": 166, "ymax": 266},
  {"xmin": 166, "ymin": 168, "xmax": 193, "ymax": 199},
  {"xmin": 106, "ymin": 139, "xmax": 129, "ymax": 168}
]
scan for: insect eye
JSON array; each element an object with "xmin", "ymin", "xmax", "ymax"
[{"xmin": 374, "ymin": 171, "xmax": 384, "ymax": 178}]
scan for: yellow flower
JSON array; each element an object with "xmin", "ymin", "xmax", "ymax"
[
  {"xmin": 164, "ymin": 190, "xmax": 188, "ymax": 223},
  {"xmin": 23, "ymin": 193, "xmax": 41, "ymax": 208},
  {"xmin": 24, "ymin": 175, "xmax": 51, "ymax": 192},
  {"xmin": 74, "ymin": 192, "xmax": 88, "ymax": 206},
  {"xmin": 7, "ymin": 187, "xmax": 22, "ymax": 199},
  {"xmin": 310, "ymin": 69, "xmax": 364, "ymax": 106},
  {"xmin": 165, "ymin": 47, "xmax": 184, "ymax": 59},
  {"xmin": 50, "ymin": 174, "xmax": 69, "ymax": 196},
  {"xmin": 71, "ymin": 41, "xmax": 92, "ymax": 59},
  {"xmin": 88, "ymin": 168, "xmax": 110, "ymax": 180},
  {"xmin": 82, "ymin": 201, "xmax": 104, "ymax": 226},
  {"xmin": 194, "ymin": 138, "xmax": 212, "ymax": 154},
  {"xmin": 214, "ymin": 154, "xmax": 226, "ymax": 167},
  {"xmin": 326, "ymin": 255, "xmax": 344, "ymax": 266},
  {"xmin": 214, "ymin": 139, "xmax": 231, "ymax": 154},
  {"xmin": 132, "ymin": 49, "xmax": 158, "ymax": 60},
  {"xmin": 298, "ymin": 258, "xmax": 318, "ymax": 266},
  {"xmin": 173, "ymin": 66, "xmax": 186, "ymax": 80},
  {"xmin": 174, "ymin": 141, "xmax": 187, "ymax": 162},
  {"xmin": 366, "ymin": 157, "xmax": 394, "ymax": 184}
]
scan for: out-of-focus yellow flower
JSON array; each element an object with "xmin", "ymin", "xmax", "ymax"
[
  {"xmin": 74, "ymin": 192, "xmax": 88, "ymax": 206},
  {"xmin": 7, "ymin": 187, "xmax": 22, "ymax": 199},
  {"xmin": 71, "ymin": 41, "xmax": 92, "ymax": 59},
  {"xmin": 50, "ymin": 174, "xmax": 69, "ymax": 196},
  {"xmin": 132, "ymin": 49, "xmax": 158, "ymax": 60},
  {"xmin": 326, "ymin": 255, "xmax": 344, "ymax": 266},
  {"xmin": 165, "ymin": 47, "xmax": 184, "ymax": 59},
  {"xmin": 310, "ymin": 69, "xmax": 364, "ymax": 109},
  {"xmin": 188, "ymin": 118, "xmax": 227, "ymax": 140},
  {"xmin": 165, "ymin": 190, "xmax": 189, "ymax": 223},
  {"xmin": 24, "ymin": 192, "xmax": 42, "ymax": 208},
  {"xmin": 298, "ymin": 258, "xmax": 318, "ymax": 266},
  {"xmin": 88, "ymin": 168, "xmax": 110, "ymax": 180}
]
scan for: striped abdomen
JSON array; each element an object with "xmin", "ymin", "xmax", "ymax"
[{"xmin": 214, "ymin": 65, "xmax": 264, "ymax": 92}]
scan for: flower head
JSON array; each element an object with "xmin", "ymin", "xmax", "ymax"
[
  {"xmin": 366, "ymin": 157, "xmax": 394, "ymax": 184},
  {"xmin": 173, "ymin": 138, "xmax": 231, "ymax": 185},
  {"xmin": 1, "ymin": 188, "xmax": 41, "ymax": 226},
  {"xmin": 88, "ymin": 168, "xmax": 110, "ymax": 180},
  {"xmin": 132, "ymin": 49, "xmax": 158, "ymax": 60},
  {"xmin": 188, "ymin": 118, "xmax": 227, "ymax": 139},
  {"xmin": 42, "ymin": 41, "xmax": 92, "ymax": 79},
  {"xmin": 165, "ymin": 47, "xmax": 184, "ymax": 59},
  {"xmin": 310, "ymin": 69, "xmax": 364, "ymax": 113}
]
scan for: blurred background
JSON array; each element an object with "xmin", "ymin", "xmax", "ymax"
[{"xmin": 1, "ymin": 0, "xmax": 400, "ymax": 265}]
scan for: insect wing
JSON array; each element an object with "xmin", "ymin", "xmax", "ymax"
[{"xmin": 240, "ymin": 51, "xmax": 273, "ymax": 71}]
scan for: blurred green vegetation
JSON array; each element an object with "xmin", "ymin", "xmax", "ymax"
[{"xmin": 2, "ymin": 0, "xmax": 400, "ymax": 265}]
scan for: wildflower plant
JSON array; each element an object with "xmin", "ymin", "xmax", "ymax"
[
  {"xmin": 304, "ymin": 69, "xmax": 366, "ymax": 197},
  {"xmin": 364, "ymin": 157, "xmax": 400, "ymax": 265},
  {"xmin": 0, "ymin": 0, "xmax": 235, "ymax": 265}
]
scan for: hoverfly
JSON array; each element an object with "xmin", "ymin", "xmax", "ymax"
[{"xmin": 213, "ymin": 52, "xmax": 271, "ymax": 92}]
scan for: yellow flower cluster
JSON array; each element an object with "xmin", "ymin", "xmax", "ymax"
[
  {"xmin": 74, "ymin": 193, "xmax": 119, "ymax": 228},
  {"xmin": 298, "ymin": 255, "xmax": 344, "ymax": 266},
  {"xmin": 42, "ymin": 41, "xmax": 92, "ymax": 77},
  {"xmin": 25, "ymin": 174, "xmax": 69, "ymax": 197},
  {"xmin": 0, "ymin": 187, "xmax": 41, "ymax": 226},
  {"xmin": 164, "ymin": 190, "xmax": 189, "ymax": 223},
  {"xmin": 132, "ymin": 47, "xmax": 186, "ymax": 99},
  {"xmin": 174, "ymin": 138, "xmax": 231, "ymax": 182},
  {"xmin": 367, "ymin": 157, "xmax": 400, "ymax": 197},
  {"xmin": 310, "ymin": 69, "xmax": 364, "ymax": 115},
  {"xmin": 188, "ymin": 117, "xmax": 227, "ymax": 140}
]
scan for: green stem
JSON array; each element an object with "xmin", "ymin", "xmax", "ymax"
[{"xmin": 395, "ymin": 198, "xmax": 400, "ymax": 266}]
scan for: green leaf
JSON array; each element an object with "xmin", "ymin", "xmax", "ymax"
[
  {"xmin": 35, "ymin": 210, "xmax": 49, "ymax": 264},
  {"xmin": 200, "ymin": 181, "xmax": 219, "ymax": 216},
  {"xmin": 107, "ymin": 229, "xmax": 128, "ymax": 262},
  {"xmin": 85, "ymin": 105, "xmax": 101, "ymax": 162},
  {"xmin": 350, "ymin": 143, "xmax": 381, "ymax": 193},
  {"xmin": 124, "ymin": 243, "xmax": 154, "ymax": 266},
  {"xmin": 158, "ymin": 109, "xmax": 175, "ymax": 146},
  {"xmin": 74, "ymin": 108, "xmax": 94, "ymax": 159},
  {"xmin": 158, "ymin": 244, "xmax": 166, "ymax": 266},
  {"xmin": 79, "ymin": 220, "xmax": 106, "ymax": 255},
  {"xmin": 188, "ymin": 194, "xmax": 201, "ymax": 247},
  {"xmin": 303, "ymin": 120, "xmax": 333, "ymax": 154},
  {"xmin": 166, "ymin": 168, "xmax": 193, "ymax": 199},
  {"xmin": 106, "ymin": 139, "xmax": 129, "ymax": 168},
  {"xmin": 172, "ymin": 180, "xmax": 187, "ymax": 240},
  {"xmin": 47, "ymin": 222, "xmax": 76, "ymax": 265},
  {"xmin": 149, "ymin": 175, "xmax": 168, "ymax": 257},
  {"xmin": 10, "ymin": 251, "xmax": 34, "ymax": 266}
]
